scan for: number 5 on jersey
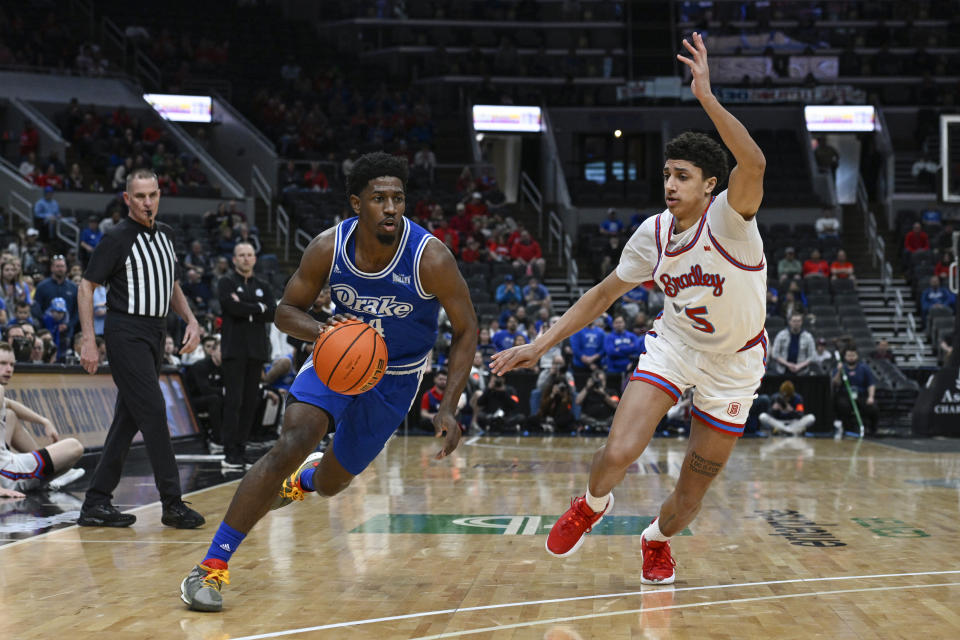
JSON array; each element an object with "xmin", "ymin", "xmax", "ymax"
[{"xmin": 684, "ymin": 306, "xmax": 715, "ymax": 334}]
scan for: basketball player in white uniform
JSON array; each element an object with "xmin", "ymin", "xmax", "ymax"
[{"xmin": 492, "ymin": 32, "xmax": 767, "ymax": 584}]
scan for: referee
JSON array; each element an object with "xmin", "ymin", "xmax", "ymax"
[{"xmin": 76, "ymin": 168, "xmax": 205, "ymax": 529}]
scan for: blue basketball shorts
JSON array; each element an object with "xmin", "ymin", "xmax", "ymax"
[{"xmin": 288, "ymin": 362, "xmax": 424, "ymax": 475}]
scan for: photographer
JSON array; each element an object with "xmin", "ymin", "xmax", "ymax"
[
  {"xmin": 536, "ymin": 379, "xmax": 577, "ymax": 434},
  {"xmin": 532, "ymin": 353, "xmax": 574, "ymax": 414},
  {"xmin": 576, "ymin": 369, "xmax": 619, "ymax": 432},
  {"xmin": 476, "ymin": 374, "xmax": 525, "ymax": 434}
]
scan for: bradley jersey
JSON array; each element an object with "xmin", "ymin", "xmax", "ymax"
[
  {"xmin": 329, "ymin": 217, "xmax": 441, "ymax": 374},
  {"xmin": 617, "ymin": 190, "xmax": 766, "ymax": 354}
]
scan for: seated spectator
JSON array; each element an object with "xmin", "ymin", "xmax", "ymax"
[
  {"xmin": 904, "ymin": 222, "xmax": 930, "ymax": 253},
  {"xmin": 182, "ymin": 268, "xmax": 214, "ymax": 313},
  {"xmin": 770, "ymin": 313, "xmax": 818, "ymax": 375},
  {"xmin": 184, "ymin": 241, "xmax": 211, "ymax": 277},
  {"xmin": 934, "ymin": 250, "xmax": 954, "ymax": 279},
  {"xmin": 777, "ymin": 247, "xmax": 802, "ymax": 282},
  {"xmin": 460, "ymin": 235, "xmax": 485, "ymax": 263},
  {"xmin": 599, "ymin": 208, "xmax": 623, "ymax": 236},
  {"xmin": 8, "ymin": 303, "xmax": 36, "ymax": 329},
  {"xmin": 41, "ymin": 297, "xmax": 71, "ymax": 360},
  {"xmin": 465, "ymin": 191, "xmax": 489, "ymax": 219},
  {"xmin": 832, "ymin": 347, "xmax": 879, "ymax": 435},
  {"xmin": 571, "ymin": 316, "xmax": 607, "ymax": 370},
  {"xmin": 477, "ymin": 327, "xmax": 497, "ymax": 366},
  {"xmin": 812, "ymin": 337, "xmax": 834, "ymax": 371},
  {"xmin": 79, "ymin": 216, "xmax": 103, "ymax": 266},
  {"xmin": 619, "ymin": 284, "xmax": 648, "ymax": 323},
  {"xmin": 495, "ymin": 275, "xmax": 522, "ymax": 306},
  {"xmin": 802, "ymin": 248, "xmax": 829, "ymax": 278},
  {"xmin": 871, "ymin": 339, "xmax": 894, "ymax": 362},
  {"xmin": 492, "ymin": 316, "xmax": 521, "ymax": 351},
  {"xmin": 759, "ymin": 380, "xmax": 816, "ymax": 436},
  {"xmin": 279, "ymin": 160, "xmax": 301, "ymax": 191},
  {"xmin": 216, "ymin": 225, "xmax": 237, "ymax": 256},
  {"xmin": 779, "ymin": 290, "xmax": 806, "ymax": 320},
  {"xmin": 35, "ymin": 164, "xmax": 63, "ymax": 190},
  {"xmin": 18, "ymin": 152, "xmax": 37, "ymax": 181},
  {"xmin": 603, "ymin": 315, "xmax": 642, "ymax": 373},
  {"xmin": 599, "ymin": 235, "xmax": 621, "ymax": 278},
  {"xmin": 413, "ymin": 144, "xmax": 436, "ymax": 184},
  {"xmin": 920, "ymin": 275, "xmax": 956, "ymax": 324},
  {"xmin": 420, "ymin": 369, "xmax": 448, "ymax": 433},
  {"xmin": 830, "ymin": 249, "xmax": 855, "ymax": 280},
  {"xmin": 99, "ymin": 208, "xmax": 123, "ymax": 235},
  {"xmin": 0, "ymin": 261, "xmax": 31, "ymax": 312},
  {"xmin": 303, "ymin": 161, "xmax": 329, "ymax": 191},
  {"xmin": 65, "ymin": 164, "xmax": 85, "ymax": 191},
  {"xmin": 576, "ymin": 369, "xmax": 618, "ymax": 432},
  {"xmin": 815, "ymin": 209, "xmax": 840, "ymax": 239},
  {"xmin": 185, "ymin": 336, "xmax": 224, "ymax": 448},
  {"xmin": 430, "ymin": 215, "xmax": 459, "ymax": 255},
  {"xmin": 766, "ymin": 284, "xmax": 779, "ymax": 316},
  {"xmin": 487, "ymin": 232, "xmax": 512, "ymax": 262},
  {"xmin": 475, "ymin": 375, "xmax": 524, "ymax": 433},
  {"xmin": 522, "ymin": 276, "xmax": 551, "ymax": 307},
  {"xmin": 163, "ymin": 334, "xmax": 182, "ymax": 367},
  {"xmin": 185, "ymin": 158, "xmax": 208, "ymax": 186},
  {"xmin": 33, "ymin": 256, "xmax": 78, "ymax": 336},
  {"xmin": 456, "ymin": 166, "xmax": 476, "ymax": 195},
  {"xmin": 33, "ymin": 186, "xmax": 62, "ymax": 237},
  {"xmin": 449, "ymin": 203, "xmax": 472, "ymax": 235},
  {"xmin": 233, "ymin": 222, "xmax": 261, "ymax": 255}
]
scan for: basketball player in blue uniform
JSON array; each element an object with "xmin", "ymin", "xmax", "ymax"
[
  {"xmin": 493, "ymin": 33, "xmax": 767, "ymax": 585},
  {"xmin": 181, "ymin": 152, "xmax": 478, "ymax": 612}
]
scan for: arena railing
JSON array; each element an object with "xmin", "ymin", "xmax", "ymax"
[
  {"xmin": 520, "ymin": 170, "xmax": 543, "ymax": 237},
  {"xmin": 55, "ymin": 217, "xmax": 80, "ymax": 251},
  {"xmin": 252, "ymin": 164, "xmax": 273, "ymax": 232},
  {"xmin": 7, "ymin": 190, "xmax": 33, "ymax": 230},
  {"xmin": 275, "ymin": 204, "xmax": 290, "ymax": 262}
]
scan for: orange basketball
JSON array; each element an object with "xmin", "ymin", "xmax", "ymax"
[{"xmin": 312, "ymin": 319, "xmax": 388, "ymax": 395}]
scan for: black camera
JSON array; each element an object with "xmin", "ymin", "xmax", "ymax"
[{"xmin": 11, "ymin": 336, "xmax": 32, "ymax": 362}]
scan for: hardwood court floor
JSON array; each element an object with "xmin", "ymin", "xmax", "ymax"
[{"xmin": 2, "ymin": 435, "xmax": 959, "ymax": 639}]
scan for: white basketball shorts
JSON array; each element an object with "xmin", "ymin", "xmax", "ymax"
[{"xmin": 629, "ymin": 327, "xmax": 768, "ymax": 436}]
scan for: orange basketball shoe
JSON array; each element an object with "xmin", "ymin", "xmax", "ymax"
[
  {"xmin": 641, "ymin": 532, "xmax": 676, "ymax": 585},
  {"xmin": 545, "ymin": 493, "xmax": 614, "ymax": 557}
]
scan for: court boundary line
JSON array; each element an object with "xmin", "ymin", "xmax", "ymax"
[
  {"xmin": 406, "ymin": 581, "xmax": 960, "ymax": 639},
  {"xmin": 225, "ymin": 570, "xmax": 960, "ymax": 640},
  {"xmin": 0, "ymin": 477, "xmax": 241, "ymax": 552}
]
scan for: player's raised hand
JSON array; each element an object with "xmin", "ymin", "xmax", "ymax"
[
  {"xmin": 677, "ymin": 31, "xmax": 712, "ymax": 102},
  {"xmin": 490, "ymin": 342, "xmax": 540, "ymax": 376},
  {"xmin": 433, "ymin": 409, "xmax": 461, "ymax": 459}
]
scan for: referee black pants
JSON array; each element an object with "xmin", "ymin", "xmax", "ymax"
[
  {"xmin": 84, "ymin": 313, "xmax": 182, "ymax": 508},
  {"xmin": 221, "ymin": 357, "xmax": 264, "ymax": 459}
]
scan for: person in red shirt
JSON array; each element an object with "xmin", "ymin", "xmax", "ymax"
[
  {"xmin": 19, "ymin": 122, "xmax": 38, "ymax": 158},
  {"xmin": 460, "ymin": 235, "xmax": 486, "ymax": 263},
  {"xmin": 488, "ymin": 231, "xmax": 512, "ymax": 262},
  {"xmin": 449, "ymin": 203, "xmax": 472, "ymax": 234},
  {"xmin": 465, "ymin": 192, "xmax": 489, "ymax": 219},
  {"xmin": 35, "ymin": 164, "xmax": 64, "ymax": 190},
  {"xmin": 802, "ymin": 248, "xmax": 830, "ymax": 278},
  {"xmin": 303, "ymin": 162, "xmax": 329, "ymax": 191},
  {"xmin": 904, "ymin": 222, "xmax": 930, "ymax": 253},
  {"xmin": 934, "ymin": 250, "xmax": 953, "ymax": 279},
  {"xmin": 431, "ymin": 216, "xmax": 459, "ymax": 255},
  {"xmin": 420, "ymin": 369, "xmax": 448, "ymax": 431},
  {"xmin": 830, "ymin": 249, "xmax": 855, "ymax": 280},
  {"xmin": 510, "ymin": 229, "xmax": 545, "ymax": 277}
]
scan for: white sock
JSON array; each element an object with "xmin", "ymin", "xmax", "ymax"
[
  {"xmin": 584, "ymin": 488, "xmax": 609, "ymax": 513},
  {"xmin": 643, "ymin": 518, "xmax": 670, "ymax": 542}
]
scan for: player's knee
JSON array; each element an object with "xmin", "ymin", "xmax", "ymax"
[
  {"xmin": 314, "ymin": 475, "xmax": 352, "ymax": 497},
  {"xmin": 600, "ymin": 445, "xmax": 638, "ymax": 470}
]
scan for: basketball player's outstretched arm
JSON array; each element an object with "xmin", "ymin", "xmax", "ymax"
[
  {"xmin": 678, "ymin": 31, "xmax": 766, "ymax": 217},
  {"xmin": 420, "ymin": 241, "xmax": 478, "ymax": 459},
  {"xmin": 491, "ymin": 271, "xmax": 635, "ymax": 375},
  {"xmin": 276, "ymin": 230, "xmax": 345, "ymax": 340}
]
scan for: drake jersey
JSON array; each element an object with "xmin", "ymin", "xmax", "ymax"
[
  {"xmin": 617, "ymin": 190, "xmax": 766, "ymax": 354},
  {"xmin": 329, "ymin": 217, "xmax": 441, "ymax": 374}
]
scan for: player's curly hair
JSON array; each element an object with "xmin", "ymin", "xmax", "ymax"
[
  {"xmin": 346, "ymin": 151, "xmax": 409, "ymax": 198},
  {"xmin": 664, "ymin": 132, "xmax": 729, "ymax": 186}
]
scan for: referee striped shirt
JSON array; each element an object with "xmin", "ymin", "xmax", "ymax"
[{"xmin": 83, "ymin": 218, "xmax": 180, "ymax": 318}]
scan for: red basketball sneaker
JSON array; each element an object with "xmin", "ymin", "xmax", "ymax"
[
  {"xmin": 641, "ymin": 534, "xmax": 676, "ymax": 585},
  {"xmin": 545, "ymin": 494, "xmax": 614, "ymax": 557}
]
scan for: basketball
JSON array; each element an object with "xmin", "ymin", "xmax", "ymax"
[{"xmin": 312, "ymin": 319, "xmax": 388, "ymax": 395}]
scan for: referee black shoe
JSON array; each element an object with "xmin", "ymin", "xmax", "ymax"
[
  {"xmin": 77, "ymin": 503, "xmax": 136, "ymax": 527},
  {"xmin": 162, "ymin": 500, "xmax": 206, "ymax": 529}
]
